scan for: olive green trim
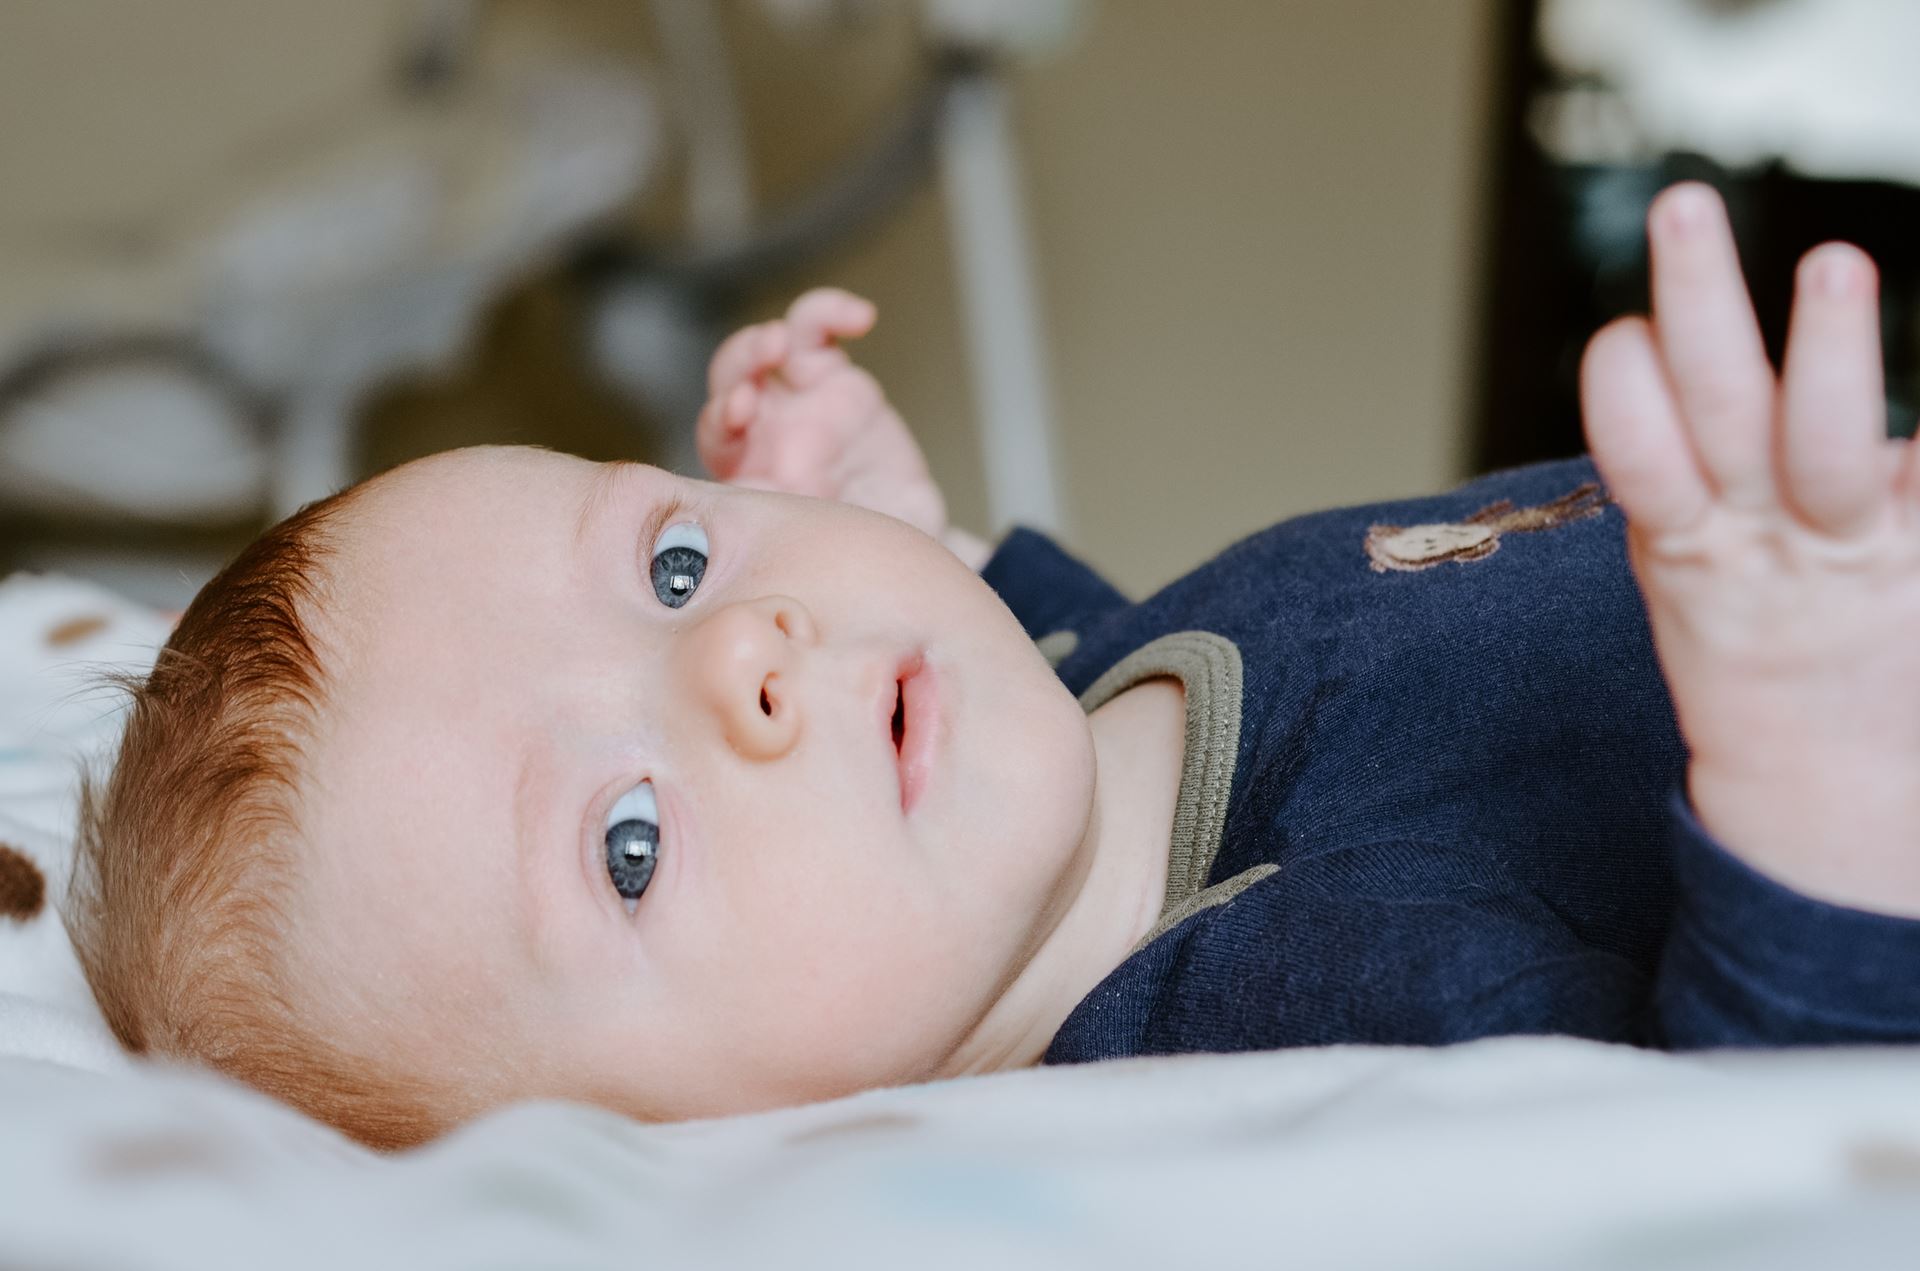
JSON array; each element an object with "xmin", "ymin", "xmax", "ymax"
[
  {"xmin": 1035, "ymin": 629, "xmax": 1079, "ymax": 668},
  {"xmin": 1077, "ymin": 630, "xmax": 1244, "ymax": 922},
  {"xmin": 1130, "ymin": 863, "xmax": 1278, "ymax": 954}
]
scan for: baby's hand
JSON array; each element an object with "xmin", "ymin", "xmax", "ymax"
[
  {"xmin": 1581, "ymin": 182, "xmax": 1920, "ymax": 914},
  {"xmin": 696, "ymin": 288, "xmax": 949, "ymax": 544}
]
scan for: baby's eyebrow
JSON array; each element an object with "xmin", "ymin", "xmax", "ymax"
[{"xmin": 574, "ymin": 460, "xmax": 648, "ymax": 549}]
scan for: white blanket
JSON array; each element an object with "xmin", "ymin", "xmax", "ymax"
[
  {"xmin": 5, "ymin": 572, "xmax": 1920, "ymax": 1269},
  {"xmin": 0, "ymin": 571, "xmax": 172, "ymax": 1073}
]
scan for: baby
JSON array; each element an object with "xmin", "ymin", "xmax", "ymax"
[{"xmin": 67, "ymin": 183, "xmax": 1920, "ymax": 1148}]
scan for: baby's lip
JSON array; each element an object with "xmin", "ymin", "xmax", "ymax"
[{"xmin": 880, "ymin": 651, "xmax": 935, "ymax": 814}]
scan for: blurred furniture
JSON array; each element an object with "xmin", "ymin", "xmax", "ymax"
[
  {"xmin": 0, "ymin": 3, "xmax": 654, "ymax": 604},
  {"xmin": 0, "ymin": 0, "xmax": 1082, "ymax": 606}
]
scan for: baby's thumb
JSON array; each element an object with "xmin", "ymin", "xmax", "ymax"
[{"xmin": 787, "ymin": 288, "xmax": 877, "ymax": 349}]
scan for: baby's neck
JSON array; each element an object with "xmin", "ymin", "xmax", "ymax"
[{"xmin": 936, "ymin": 676, "xmax": 1186, "ymax": 1076}]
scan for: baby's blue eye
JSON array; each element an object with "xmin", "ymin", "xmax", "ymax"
[
  {"xmin": 605, "ymin": 780, "xmax": 660, "ymax": 913},
  {"xmin": 651, "ymin": 522, "xmax": 708, "ymax": 609}
]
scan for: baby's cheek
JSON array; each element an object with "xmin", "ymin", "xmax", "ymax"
[{"xmin": 690, "ymin": 912, "xmax": 928, "ymax": 1095}]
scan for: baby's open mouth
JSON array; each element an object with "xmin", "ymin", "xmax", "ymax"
[{"xmin": 888, "ymin": 653, "xmax": 935, "ymax": 814}]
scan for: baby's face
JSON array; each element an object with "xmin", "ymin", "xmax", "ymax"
[{"xmin": 293, "ymin": 448, "xmax": 1095, "ymax": 1120}]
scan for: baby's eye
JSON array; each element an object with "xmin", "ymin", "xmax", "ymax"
[
  {"xmin": 651, "ymin": 521, "xmax": 708, "ymax": 609},
  {"xmin": 605, "ymin": 780, "xmax": 660, "ymax": 914}
]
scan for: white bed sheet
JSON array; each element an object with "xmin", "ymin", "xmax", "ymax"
[{"xmin": 8, "ymin": 1040, "xmax": 1920, "ymax": 1269}]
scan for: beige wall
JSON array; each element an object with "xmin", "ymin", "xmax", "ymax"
[
  {"xmin": 1009, "ymin": 2, "xmax": 1501, "ymax": 592},
  {"xmin": 0, "ymin": 1, "xmax": 405, "ymax": 235},
  {"xmin": 0, "ymin": 1, "xmax": 1502, "ymax": 598}
]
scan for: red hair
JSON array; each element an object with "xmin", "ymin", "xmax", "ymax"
[{"xmin": 66, "ymin": 485, "xmax": 465, "ymax": 1149}]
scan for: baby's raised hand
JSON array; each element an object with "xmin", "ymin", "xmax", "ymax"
[
  {"xmin": 1581, "ymin": 182, "xmax": 1920, "ymax": 914},
  {"xmin": 696, "ymin": 288, "xmax": 948, "ymax": 543}
]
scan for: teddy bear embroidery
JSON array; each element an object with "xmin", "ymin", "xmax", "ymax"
[{"xmin": 1364, "ymin": 482, "xmax": 1609, "ymax": 573}]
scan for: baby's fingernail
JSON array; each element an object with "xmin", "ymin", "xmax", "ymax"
[
  {"xmin": 1660, "ymin": 184, "xmax": 1716, "ymax": 236},
  {"xmin": 1812, "ymin": 246, "xmax": 1862, "ymax": 298}
]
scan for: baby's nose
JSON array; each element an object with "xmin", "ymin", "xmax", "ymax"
[{"xmin": 687, "ymin": 595, "xmax": 816, "ymax": 759}]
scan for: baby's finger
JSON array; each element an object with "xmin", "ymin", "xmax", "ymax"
[
  {"xmin": 1581, "ymin": 315, "xmax": 1712, "ymax": 533},
  {"xmin": 695, "ymin": 386, "xmax": 754, "ymax": 477},
  {"xmin": 1779, "ymin": 243, "xmax": 1888, "ymax": 536},
  {"xmin": 1647, "ymin": 183, "xmax": 1779, "ymax": 509},
  {"xmin": 696, "ymin": 404, "xmax": 743, "ymax": 478},
  {"xmin": 707, "ymin": 321, "xmax": 790, "ymax": 397},
  {"xmin": 785, "ymin": 288, "xmax": 877, "ymax": 350},
  {"xmin": 724, "ymin": 381, "xmax": 758, "ymax": 431}
]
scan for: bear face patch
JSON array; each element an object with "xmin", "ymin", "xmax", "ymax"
[{"xmin": 1365, "ymin": 482, "xmax": 1608, "ymax": 573}]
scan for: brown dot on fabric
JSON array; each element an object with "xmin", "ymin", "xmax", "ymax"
[
  {"xmin": 0, "ymin": 842, "xmax": 46, "ymax": 920},
  {"xmin": 1850, "ymin": 1139, "xmax": 1920, "ymax": 1189},
  {"xmin": 90, "ymin": 1132, "xmax": 239, "ymax": 1180},
  {"xmin": 46, "ymin": 615, "xmax": 109, "ymax": 647}
]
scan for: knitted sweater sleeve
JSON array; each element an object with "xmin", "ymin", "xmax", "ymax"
[{"xmin": 1652, "ymin": 790, "xmax": 1920, "ymax": 1046}]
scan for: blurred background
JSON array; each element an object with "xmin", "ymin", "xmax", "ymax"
[{"xmin": 2, "ymin": 0, "xmax": 1917, "ymax": 604}]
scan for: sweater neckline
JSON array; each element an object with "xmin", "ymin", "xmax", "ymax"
[{"xmin": 1075, "ymin": 630, "xmax": 1245, "ymax": 927}]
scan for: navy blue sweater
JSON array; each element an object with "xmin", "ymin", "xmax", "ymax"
[{"xmin": 978, "ymin": 458, "xmax": 1920, "ymax": 1063}]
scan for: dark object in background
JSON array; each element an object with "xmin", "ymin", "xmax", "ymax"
[{"xmin": 1471, "ymin": 0, "xmax": 1920, "ymax": 476}]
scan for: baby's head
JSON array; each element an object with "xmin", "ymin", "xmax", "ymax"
[{"xmin": 68, "ymin": 446, "xmax": 1097, "ymax": 1147}]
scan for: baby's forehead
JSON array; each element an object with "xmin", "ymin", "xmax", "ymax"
[
  {"xmin": 314, "ymin": 448, "xmax": 609, "ymax": 651},
  {"xmin": 297, "ymin": 453, "xmax": 597, "ymax": 848},
  {"xmin": 337, "ymin": 448, "xmax": 638, "ymax": 568},
  {"xmin": 369, "ymin": 446, "xmax": 606, "ymax": 513}
]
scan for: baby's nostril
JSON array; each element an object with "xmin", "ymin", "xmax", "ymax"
[{"xmin": 760, "ymin": 685, "xmax": 773, "ymax": 716}]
